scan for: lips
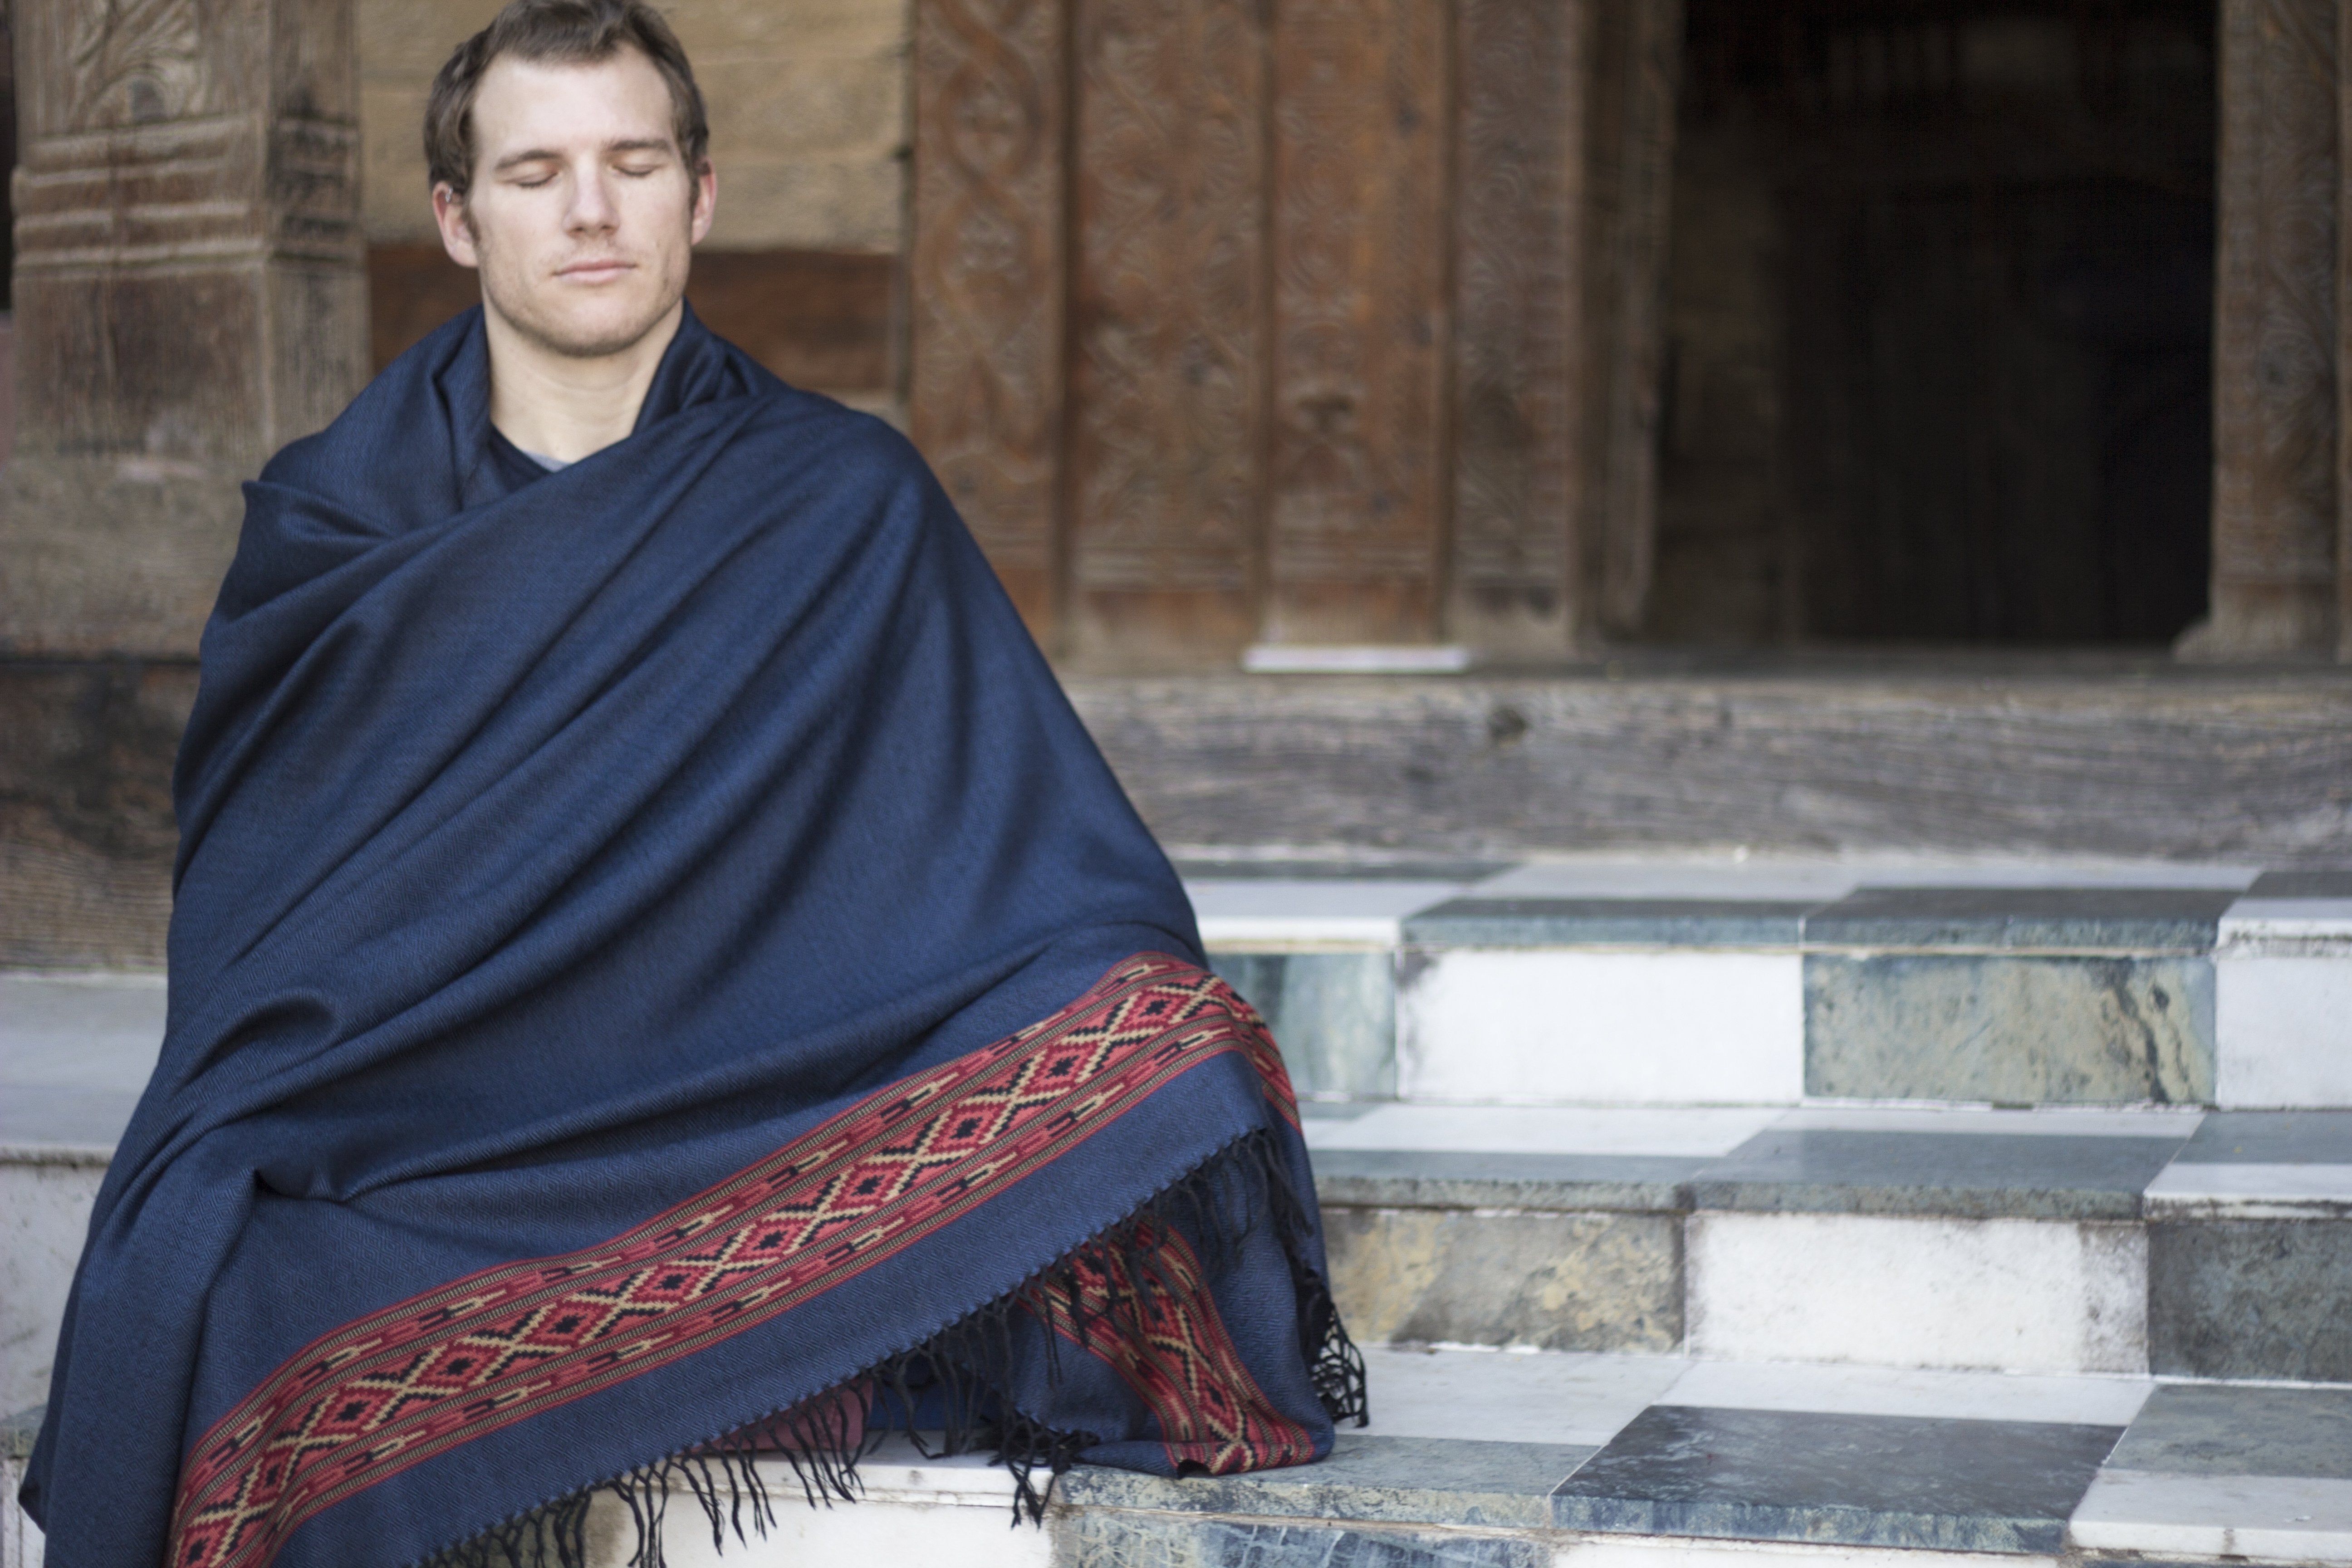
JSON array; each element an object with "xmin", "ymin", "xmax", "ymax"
[{"xmin": 558, "ymin": 258, "xmax": 634, "ymax": 282}]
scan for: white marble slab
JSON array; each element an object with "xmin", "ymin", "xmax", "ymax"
[
  {"xmin": 1301, "ymin": 1103, "xmax": 1785, "ymax": 1157},
  {"xmin": 2143, "ymin": 1161, "xmax": 2352, "ymax": 1218},
  {"xmin": 1398, "ymin": 951, "xmax": 1803, "ymax": 1106},
  {"xmin": 1360, "ymin": 1346, "xmax": 1686, "ymax": 1446},
  {"xmin": 2069, "ymin": 1470, "xmax": 2352, "ymax": 1563},
  {"xmin": 0, "ymin": 1161, "xmax": 106, "ymax": 1412},
  {"xmin": 1773, "ymin": 1107, "xmax": 2205, "ymax": 1139},
  {"xmin": 1186, "ymin": 880, "xmax": 1465, "ymax": 947},
  {"xmin": 2220, "ymin": 898, "xmax": 2352, "ymax": 943},
  {"xmin": 0, "ymin": 1494, "xmax": 34, "ymax": 1568},
  {"xmin": 2215, "ymin": 955, "xmax": 2352, "ymax": 1107},
  {"xmin": 1656, "ymin": 1359, "xmax": 2153, "ymax": 1427},
  {"xmin": 624, "ymin": 1446, "xmax": 1049, "ymax": 1568},
  {"xmin": 1685, "ymin": 1212, "xmax": 2148, "ymax": 1377},
  {"xmin": 815, "ymin": 1436, "xmax": 1025, "ymax": 1502}
]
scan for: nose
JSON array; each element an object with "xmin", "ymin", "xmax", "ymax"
[{"xmin": 564, "ymin": 160, "xmax": 618, "ymax": 236}]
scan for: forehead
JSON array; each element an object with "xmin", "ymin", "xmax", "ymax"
[{"xmin": 470, "ymin": 48, "xmax": 677, "ymax": 155}]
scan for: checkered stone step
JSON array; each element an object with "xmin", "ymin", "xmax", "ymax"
[
  {"xmin": 24, "ymin": 1348, "xmax": 2339, "ymax": 1568},
  {"xmin": 1187, "ymin": 861, "xmax": 2352, "ymax": 1109},
  {"xmin": 1304, "ymin": 1103, "xmax": 2352, "ymax": 1382}
]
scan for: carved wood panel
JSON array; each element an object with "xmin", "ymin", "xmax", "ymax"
[
  {"xmin": 4, "ymin": 0, "xmax": 364, "ymax": 658},
  {"xmin": 1063, "ymin": 0, "xmax": 1267, "ymax": 665},
  {"xmin": 910, "ymin": 0, "xmax": 1626, "ymax": 663},
  {"xmin": 1261, "ymin": 0, "xmax": 1452, "ymax": 646},
  {"xmin": 2210, "ymin": 0, "xmax": 2338, "ymax": 654},
  {"xmin": 1451, "ymin": 0, "xmax": 1589, "ymax": 657},
  {"xmin": 910, "ymin": 0, "xmax": 1069, "ymax": 636}
]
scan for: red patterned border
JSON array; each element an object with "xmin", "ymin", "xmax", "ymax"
[
  {"xmin": 168, "ymin": 954, "xmax": 1295, "ymax": 1568},
  {"xmin": 1038, "ymin": 1217, "xmax": 1318, "ymax": 1473}
]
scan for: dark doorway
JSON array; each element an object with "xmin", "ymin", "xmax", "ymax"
[{"xmin": 1652, "ymin": 0, "xmax": 2216, "ymax": 645}]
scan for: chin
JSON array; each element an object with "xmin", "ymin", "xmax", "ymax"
[{"xmin": 521, "ymin": 296, "xmax": 680, "ymax": 359}]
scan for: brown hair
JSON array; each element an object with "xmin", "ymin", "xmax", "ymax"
[{"xmin": 424, "ymin": 0, "xmax": 710, "ymax": 199}]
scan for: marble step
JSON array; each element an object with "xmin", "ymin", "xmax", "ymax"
[
  {"xmin": 1305, "ymin": 1102, "xmax": 2352, "ymax": 1382},
  {"xmin": 5, "ymin": 1063, "xmax": 2348, "ymax": 1434},
  {"xmin": 20, "ymin": 1348, "xmax": 2343, "ymax": 1568},
  {"xmin": 1190, "ymin": 860, "xmax": 2352, "ymax": 1109}
]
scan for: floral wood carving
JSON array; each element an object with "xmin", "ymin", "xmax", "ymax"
[
  {"xmin": 911, "ymin": 0, "xmax": 1068, "ymax": 632},
  {"xmin": 63, "ymin": 0, "xmax": 222, "ymax": 129}
]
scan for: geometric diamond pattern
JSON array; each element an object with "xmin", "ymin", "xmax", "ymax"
[
  {"xmin": 167, "ymin": 954, "xmax": 1296, "ymax": 1568},
  {"xmin": 1036, "ymin": 1214, "xmax": 1318, "ymax": 1475}
]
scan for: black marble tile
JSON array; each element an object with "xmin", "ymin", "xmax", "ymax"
[
  {"xmin": 1210, "ymin": 951, "xmax": 1396, "ymax": 1099},
  {"xmin": 1054, "ymin": 1511, "xmax": 1554, "ymax": 1568},
  {"xmin": 2173, "ymin": 1110, "xmax": 2352, "ymax": 1164},
  {"xmin": 2106, "ymin": 1384, "xmax": 2352, "ymax": 1480},
  {"xmin": 2244, "ymin": 870, "xmax": 2352, "ymax": 899},
  {"xmin": 2149, "ymin": 1220, "xmax": 2352, "ymax": 1381},
  {"xmin": 1403, "ymin": 898, "xmax": 1814, "ymax": 948},
  {"xmin": 1803, "ymin": 887, "xmax": 2237, "ymax": 952},
  {"xmin": 1061, "ymin": 1433, "xmax": 1594, "ymax": 1529},
  {"xmin": 1690, "ymin": 1129, "xmax": 2187, "ymax": 1220},
  {"xmin": 1803, "ymin": 953, "xmax": 2215, "ymax": 1104},
  {"xmin": 1550, "ymin": 1405, "xmax": 2122, "ymax": 1553},
  {"xmin": 1313, "ymin": 1149, "xmax": 1700, "ymax": 1214}
]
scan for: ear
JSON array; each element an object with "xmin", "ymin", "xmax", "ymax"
[
  {"xmin": 433, "ymin": 183, "xmax": 482, "ymax": 269},
  {"xmin": 688, "ymin": 160, "xmax": 717, "ymax": 246}
]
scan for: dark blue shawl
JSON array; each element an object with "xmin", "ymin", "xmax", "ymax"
[{"xmin": 23, "ymin": 306, "xmax": 1359, "ymax": 1568}]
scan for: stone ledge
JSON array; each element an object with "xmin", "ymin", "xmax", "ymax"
[{"xmin": 1313, "ymin": 1150, "xmax": 1699, "ymax": 1214}]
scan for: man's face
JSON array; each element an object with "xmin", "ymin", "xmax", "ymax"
[{"xmin": 434, "ymin": 49, "xmax": 716, "ymax": 359}]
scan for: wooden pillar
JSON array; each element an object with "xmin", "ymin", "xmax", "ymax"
[
  {"xmin": 1258, "ymin": 0, "xmax": 1452, "ymax": 648},
  {"xmin": 1582, "ymin": 0, "xmax": 1682, "ymax": 642},
  {"xmin": 1449, "ymin": 0, "xmax": 1591, "ymax": 660},
  {"xmin": 911, "ymin": 0, "xmax": 1683, "ymax": 665},
  {"xmin": 2196, "ymin": 0, "xmax": 2339, "ymax": 660},
  {"xmin": 2339, "ymin": 0, "xmax": 2352, "ymax": 657},
  {"xmin": 0, "ymin": 0, "xmax": 368, "ymax": 658},
  {"xmin": 909, "ymin": 0, "xmax": 1070, "ymax": 647},
  {"xmin": 1061, "ymin": 0, "xmax": 1265, "ymax": 669}
]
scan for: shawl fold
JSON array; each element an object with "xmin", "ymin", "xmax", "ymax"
[{"xmin": 23, "ymin": 306, "xmax": 1362, "ymax": 1568}]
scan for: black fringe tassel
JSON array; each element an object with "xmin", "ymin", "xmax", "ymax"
[{"xmin": 423, "ymin": 1125, "xmax": 1368, "ymax": 1568}]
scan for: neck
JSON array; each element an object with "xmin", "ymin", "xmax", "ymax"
[{"xmin": 481, "ymin": 299, "xmax": 684, "ymax": 463}]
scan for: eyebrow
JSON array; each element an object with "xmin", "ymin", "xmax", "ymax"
[{"xmin": 490, "ymin": 138, "xmax": 676, "ymax": 173}]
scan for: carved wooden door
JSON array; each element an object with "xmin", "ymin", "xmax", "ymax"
[{"xmin": 912, "ymin": 0, "xmax": 1681, "ymax": 668}]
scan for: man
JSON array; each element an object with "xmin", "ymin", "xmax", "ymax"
[{"xmin": 19, "ymin": 5, "xmax": 1362, "ymax": 1566}]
